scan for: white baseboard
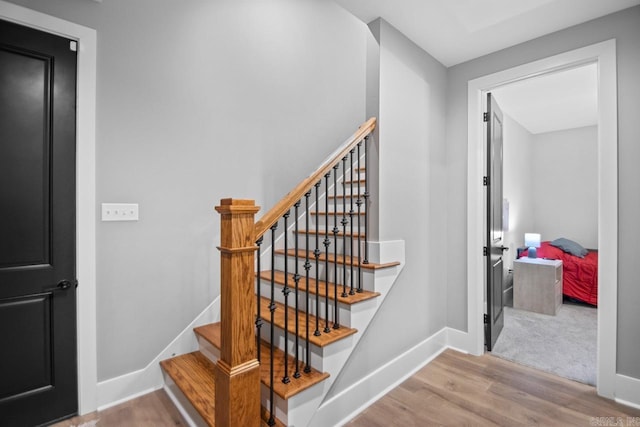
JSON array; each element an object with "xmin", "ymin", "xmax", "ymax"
[
  {"xmin": 309, "ymin": 327, "xmax": 451, "ymax": 427},
  {"xmin": 96, "ymin": 298, "xmax": 219, "ymax": 410},
  {"xmin": 615, "ymin": 373, "xmax": 640, "ymax": 409}
]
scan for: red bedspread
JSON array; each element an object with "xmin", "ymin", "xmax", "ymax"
[{"xmin": 522, "ymin": 241, "xmax": 598, "ymax": 306}]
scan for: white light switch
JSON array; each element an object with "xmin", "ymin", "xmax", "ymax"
[{"xmin": 102, "ymin": 203, "xmax": 139, "ymax": 221}]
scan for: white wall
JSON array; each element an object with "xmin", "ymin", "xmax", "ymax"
[
  {"xmin": 4, "ymin": 0, "xmax": 368, "ymax": 381},
  {"xmin": 325, "ymin": 18, "xmax": 448, "ymax": 398},
  {"xmin": 532, "ymin": 126, "xmax": 598, "ymax": 249},
  {"xmin": 446, "ymin": 6, "xmax": 640, "ymax": 379},
  {"xmin": 502, "ymin": 114, "xmax": 535, "ymax": 271}
]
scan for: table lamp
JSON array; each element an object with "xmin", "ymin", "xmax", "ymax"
[{"xmin": 524, "ymin": 233, "xmax": 541, "ymax": 258}]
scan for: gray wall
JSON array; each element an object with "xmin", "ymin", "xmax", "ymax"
[
  {"xmin": 5, "ymin": 0, "xmax": 368, "ymax": 381},
  {"xmin": 446, "ymin": 6, "xmax": 640, "ymax": 379},
  {"xmin": 326, "ymin": 18, "xmax": 448, "ymax": 398},
  {"xmin": 502, "ymin": 115, "xmax": 535, "ymax": 271},
  {"xmin": 532, "ymin": 126, "xmax": 598, "ymax": 249}
]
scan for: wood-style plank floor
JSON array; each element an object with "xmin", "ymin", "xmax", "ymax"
[
  {"xmin": 52, "ymin": 349, "xmax": 640, "ymax": 426},
  {"xmin": 347, "ymin": 349, "xmax": 640, "ymax": 427},
  {"xmin": 50, "ymin": 389, "xmax": 185, "ymax": 427}
]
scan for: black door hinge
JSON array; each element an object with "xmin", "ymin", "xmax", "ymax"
[
  {"xmin": 483, "ymin": 112, "xmax": 489, "ymax": 122},
  {"xmin": 483, "ymin": 176, "xmax": 489, "ymax": 186},
  {"xmin": 483, "ymin": 246, "xmax": 488, "ymax": 256},
  {"xmin": 484, "ymin": 314, "xmax": 489, "ymax": 324}
]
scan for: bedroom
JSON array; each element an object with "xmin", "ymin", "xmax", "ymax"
[{"xmin": 491, "ymin": 62, "xmax": 599, "ymax": 385}]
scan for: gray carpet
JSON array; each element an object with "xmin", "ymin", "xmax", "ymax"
[{"xmin": 491, "ymin": 303, "xmax": 597, "ymax": 385}]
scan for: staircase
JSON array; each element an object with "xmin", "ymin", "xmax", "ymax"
[{"xmin": 159, "ymin": 118, "xmax": 402, "ymax": 426}]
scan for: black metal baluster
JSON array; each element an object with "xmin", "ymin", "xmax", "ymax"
[
  {"xmin": 282, "ymin": 211, "xmax": 291, "ymax": 384},
  {"xmin": 256, "ymin": 236, "xmax": 264, "ymax": 362},
  {"xmin": 356, "ymin": 141, "xmax": 363, "ymax": 293},
  {"xmin": 332, "ymin": 164, "xmax": 340, "ymax": 329},
  {"xmin": 304, "ymin": 191, "xmax": 312, "ymax": 374},
  {"xmin": 268, "ymin": 224, "xmax": 278, "ymax": 426},
  {"xmin": 293, "ymin": 200, "xmax": 301, "ymax": 379},
  {"xmin": 363, "ymin": 135, "xmax": 370, "ymax": 265},
  {"xmin": 341, "ymin": 156, "xmax": 348, "ymax": 298},
  {"xmin": 313, "ymin": 181, "xmax": 321, "ymax": 337},
  {"xmin": 349, "ymin": 148, "xmax": 356, "ymax": 295},
  {"xmin": 323, "ymin": 173, "xmax": 331, "ymax": 333}
]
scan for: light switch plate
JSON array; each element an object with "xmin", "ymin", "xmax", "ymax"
[{"xmin": 102, "ymin": 203, "xmax": 139, "ymax": 221}]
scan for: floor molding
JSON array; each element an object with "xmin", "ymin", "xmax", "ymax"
[
  {"xmin": 615, "ymin": 373, "xmax": 640, "ymax": 410},
  {"xmin": 310, "ymin": 327, "xmax": 453, "ymax": 427}
]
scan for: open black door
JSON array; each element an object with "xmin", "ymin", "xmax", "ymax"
[
  {"xmin": 485, "ymin": 93, "xmax": 506, "ymax": 351},
  {"xmin": 0, "ymin": 19, "xmax": 78, "ymax": 425}
]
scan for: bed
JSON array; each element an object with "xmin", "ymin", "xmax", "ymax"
[{"xmin": 520, "ymin": 239, "xmax": 598, "ymax": 306}]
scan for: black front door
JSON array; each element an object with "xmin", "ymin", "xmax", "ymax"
[
  {"xmin": 0, "ymin": 19, "xmax": 78, "ymax": 426},
  {"xmin": 485, "ymin": 93, "xmax": 505, "ymax": 351}
]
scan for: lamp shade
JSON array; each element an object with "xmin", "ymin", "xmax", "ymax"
[{"xmin": 524, "ymin": 233, "xmax": 541, "ymax": 248}]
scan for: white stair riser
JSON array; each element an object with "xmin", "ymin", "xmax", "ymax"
[
  {"xmin": 307, "ymin": 214, "xmax": 366, "ymax": 231},
  {"xmin": 270, "ymin": 256, "xmax": 374, "ymax": 291},
  {"xmin": 257, "ymin": 281, "xmax": 356, "ymax": 327},
  {"xmin": 291, "ymin": 232, "xmax": 365, "ymax": 256}
]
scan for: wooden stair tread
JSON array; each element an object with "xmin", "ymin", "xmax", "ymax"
[
  {"xmin": 328, "ymin": 194, "xmax": 360, "ymax": 199},
  {"xmin": 310, "ymin": 211, "xmax": 366, "ymax": 216},
  {"xmin": 276, "ymin": 249, "xmax": 401, "ymax": 270},
  {"xmin": 261, "ymin": 407, "xmax": 286, "ymax": 427},
  {"xmin": 342, "ymin": 178, "xmax": 367, "ymax": 185},
  {"xmin": 160, "ymin": 352, "xmax": 216, "ymax": 426},
  {"xmin": 194, "ymin": 322, "xmax": 220, "ymax": 348},
  {"xmin": 194, "ymin": 323, "xmax": 330, "ymax": 400},
  {"xmin": 259, "ymin": 297, "xmax": 358, "ymax": 347},
  {"xmin": 295, "ymin": 229, "xmax": 365, "ymax": 238},
  {"xmin": 258, "ymin": 270, "xmax": 380, "ymax": 305}
]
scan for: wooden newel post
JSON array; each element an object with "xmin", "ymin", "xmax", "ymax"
[{"xmin": 214, "ymin": 198, "xmax": 261, "ymax": 427}]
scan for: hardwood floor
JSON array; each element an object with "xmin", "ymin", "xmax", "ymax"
[
  {"xmin": 51, "ymin": 349, "xmax": 640, "ymax": 426},
  {"xmin": 50, "ymin": 390, "xmax": 185, "ymax": 427},
  {"xmin": 347, "ymin": 349, "xmax": 640, "ymax": 427}
]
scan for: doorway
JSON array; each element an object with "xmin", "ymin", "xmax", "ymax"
[
  {"xmin": 0, "ymin": 0, "xmax": 98, "ymax": 416},
  {"xmin": 465, "ymin": 40, "xmax": 618, "ymax": 398},
  {"xmin": 487, "ymin": 63, "xmax": 599, "ymax": 385}
]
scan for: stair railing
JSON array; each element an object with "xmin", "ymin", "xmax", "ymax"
[{"xmin": 215, "ymin": 118, "xmax": 375, "ymax": 426}]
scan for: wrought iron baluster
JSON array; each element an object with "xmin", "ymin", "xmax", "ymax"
[
  {"xmin": 341, "ymin": 156, "xmax": 348, "ymax": 298},
  {"xmin": 268, "ymin": 223, "xmax": 278, "ymax": 426},
  {"xmin": 313, "ymin": 181, "xmax": 321, "ymax": 337},
  {"xmin": 293, "ymin": 201, "xmax": 301, "ymax": 378},
  {"xmin": 304, "ymin": 191, "xmax": 312, "ymax": 374},
  {"xmin": 256, "ymin": 236, "xmax": 264, "ymax": 362},
  {"xmin": 356, "ymin": 141, "xmax": 363, "ymax": 292},
  {"xmin": 363, "ymin": 135, "xmax": 370, "ymax": 265},
  {"xmin": 323, "ymin": 173, "xmax": 331, "ymax": 333},
  {"xmin": 349, "ymin": 148, "xmax": 355, "ymax": 295},
  {"xmin": 332, "ymin": 164, "xmax": 340, "ymax": 329},
  {"xmin": 282, "ymin": 211, "xmax": 291, "ymax": 384}
]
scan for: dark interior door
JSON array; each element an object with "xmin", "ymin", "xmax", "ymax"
[
  {"xmin": 0, "ymin": 19, "xmax": 78, "ymax": 426},
  {"xmin": 485, "ymin": 93, "xmax": 505, "ymax": 351}
]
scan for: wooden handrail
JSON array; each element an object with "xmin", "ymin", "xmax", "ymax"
[{"xmin": 254, "ymin": 117, "xmax": 376, "ymax": 239}]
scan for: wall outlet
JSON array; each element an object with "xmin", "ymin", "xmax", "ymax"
[{"xmin": 102, "ymin": 203, "xmax": 139, "ymax": 221}]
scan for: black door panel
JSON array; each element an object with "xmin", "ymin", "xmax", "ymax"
[{"xmin": 0, "ymin": 18, "xmax": 77, "ymax": 426}]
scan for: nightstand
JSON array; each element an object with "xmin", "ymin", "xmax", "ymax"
[{"xmin": 513, "ymin": 258, "xmax": 563, "ymax": 315}]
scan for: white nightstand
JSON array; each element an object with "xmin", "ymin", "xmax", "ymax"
[{"xmin": 513, "ymin": 258, "xmax": 563, "ymax": 315}]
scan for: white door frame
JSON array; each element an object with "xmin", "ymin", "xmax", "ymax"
[
  {"xmin": 0, "ymin": 1, "xmax": 98, "ymax": 414},
  {"xmin": 466, "ymin": 40, "xmax": 618, "ymax": 398}
]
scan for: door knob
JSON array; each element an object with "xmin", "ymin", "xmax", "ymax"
[
  {"xmin": 57, "ymin": 280, "xmax": 73, "ymax": 290},
  {"xmin": 45, "ymin": 280, "xmax": 74, "ymax": 292}
]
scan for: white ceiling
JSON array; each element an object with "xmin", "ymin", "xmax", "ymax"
[
  {"xmin": 333, "ymin": 0, "xmax": 630, "ymax": 133},
  {"xmin": 333, "ymin": 0, "xmax": 640, "ymax": 67},
  {"xmin": 491, "ymin": 63, "xmax": 598, "ymax": 134}
]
